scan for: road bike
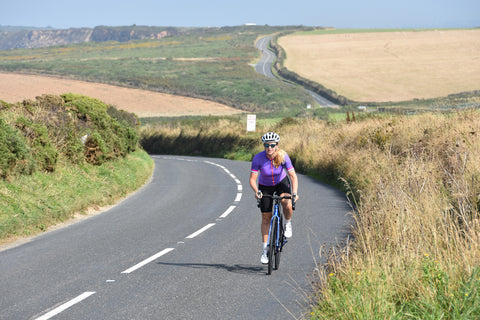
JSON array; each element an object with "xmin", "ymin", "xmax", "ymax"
[{"xmin": 258, "ymin": 192, "xmax": 296, "ymax": 275}]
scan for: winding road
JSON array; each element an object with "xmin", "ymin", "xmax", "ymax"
[
  {"xmin": 0, "ymin": 156, "xmax": 351, "ymax": 319},
  {"xmin": 255, "ymin": 36, "xmax": 339, "ymax": 108}
]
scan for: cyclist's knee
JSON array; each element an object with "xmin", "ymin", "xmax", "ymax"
[
  {"xmin": 281, "ymin": 198, "xmax": 292, "ymax": 209},
  {"xmin": 262, "ymin": 212, "xmax": 272, "ymax": 224}
]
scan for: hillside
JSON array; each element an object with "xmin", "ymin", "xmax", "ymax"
[
  {"xmin": 0, "ymin": 25, "xmax": 314, "ymax": 114},
  {"xmin": 0, "ymin": 25, "xmax": 299, "ymax": 50},
  {"xmin": 0, "ymin": 25, "xmax": 187, "ymax": 50}
]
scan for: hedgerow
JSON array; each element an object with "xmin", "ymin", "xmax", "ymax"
[{"xmin": 0, "ymin": 94, "xmax": 140, "ymax": 179}]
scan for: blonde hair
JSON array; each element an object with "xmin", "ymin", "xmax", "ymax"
[{"xmin": 273, "ymin": 149, "xmax": 286, "ymax": 168}]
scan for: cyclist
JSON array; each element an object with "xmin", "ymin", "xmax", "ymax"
[{"xmin": 249, "ymin": 132, "xmax": 299, "ymax": 264}]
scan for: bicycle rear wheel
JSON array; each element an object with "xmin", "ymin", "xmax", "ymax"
[{"xmin": 267, "ymin": 216, "xmax": 278, "ymax": 275}]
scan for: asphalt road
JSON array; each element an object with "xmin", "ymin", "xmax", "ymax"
[
  {"xmin": 0, "ymin": 156, "xmax": 351, "ymax": 319},
  {"xmin": 255, "ymin": 36, "xmax": 339, "ymax": 108}
]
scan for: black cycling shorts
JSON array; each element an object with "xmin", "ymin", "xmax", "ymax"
[{"xmin": 258, "ymin": 177, "xmax": 291, "ymax": 213}]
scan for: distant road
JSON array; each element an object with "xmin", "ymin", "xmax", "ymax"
[
  {"xmin": 254, "ymin": 36, "xmax": 276, "ymax": 79},
  {"xmin": 255, "ymin": 36, "xmax": 339, "ymax": 108},
  {"xmin": 0, "ymin": 156, "xmax": 351, "ymax": 319}
]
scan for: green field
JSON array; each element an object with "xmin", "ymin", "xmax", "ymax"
[{"xmin": 0, "ymin": 26, "xmax": 315, "ymax": 115}]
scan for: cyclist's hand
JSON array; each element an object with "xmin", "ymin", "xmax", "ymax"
[
  {"xmin": 256, "ymin": 191, "xmax": 263, "ymax": 199},
  {"xmin": 293, "ymin": 193, "xmax": 299, "ymax": 202}
]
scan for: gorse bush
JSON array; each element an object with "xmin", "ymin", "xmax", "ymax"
[
  {"xmin": 63, "ymin": 93, "xmax": 139, "ymax": 164},
  {"xmin": 0, "ymin": 116, "xmax": 33, "ymax": 178},
  {"xmin": 0, "ymin": 93, "xmax": 140, "ymax": 179},
  {"xmin": 15, "ymin": 116, "xmax": 58, "ymax": 172}
]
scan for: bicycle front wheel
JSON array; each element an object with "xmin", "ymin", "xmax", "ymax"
[
  {"xmin": 274, "ymin": 215, "xmax": 283, "ymax": 270},
  {"xmin": 267, "ymin": 216, "xmax": 278, "ymax": 275}
]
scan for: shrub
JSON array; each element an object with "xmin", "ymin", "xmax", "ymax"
[
  {"xmin": 0, "ymin": 118, "xmax": 33, "ymax": 178},
  {"xmin": 0, "ymin": 94, "xmax": 140, "ymax": 178},
  {"xmin": 62, "ymin": 93, "xmax": 139, "ymax": 165},
  {"xmin": 15, "ymin": 116, "xmax": 58, "ymax": 172}
]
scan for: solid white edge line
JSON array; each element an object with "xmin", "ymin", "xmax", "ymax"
[
  {"xmin": 121, "ymin": 248, "xmax": 175, "ymax": 274},
  {"xmin": 220, "ymin": 205, "xmax": 236, "ymax": 218},
  {"xmin": 34, "ymin": 291, "xmax": 96, "ymax": 320},
  {"xmin": 186, "ymin": 223, "xmax": 216, "ymax": 239},
  {"xmin": 235, "ymin": 193, "xmax": 242, "ymax": 202}
]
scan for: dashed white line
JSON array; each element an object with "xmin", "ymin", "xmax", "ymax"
[
  {"xmin": 121, "ymin": 248, "xmax": 175, "ymax": 274},
  {"xmin": 220, "ymin": 205, "xmax": 236, "ymax": 218},
  {"xmin": 33, "ymin": 158, "xmax": 245, "ymax": 320},
  {"xmin": 235, "ymin": 193, "xmax": 242, "ymax": 202},
  {"xmin": 186, "ymin": 223, "xmax": 216, "ymax": 239},
  {"xmin": 34, "ymin": 291, "xmax": 96, "ymax": 320}
]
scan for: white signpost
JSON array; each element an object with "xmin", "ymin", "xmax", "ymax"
[{"xmin": 247, "ymin": 114, "xmax": 256, "ymax": 132}]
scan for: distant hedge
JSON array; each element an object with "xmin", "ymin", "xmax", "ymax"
[{"xmin": 0, "ymin": 94, "xmax": 140, "ymax": 179}]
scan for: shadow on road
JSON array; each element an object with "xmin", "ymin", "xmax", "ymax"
[{"xmin": 156, "ymin": 261, "xmax": 266, "ymax": 275}]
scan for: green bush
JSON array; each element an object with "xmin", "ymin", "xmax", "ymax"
[
  {"xmin": 62, "ymin": 93, "xmax": 139, "ymax": 165},
  {"xmin": 15, "ymin": 116, "xmax": 58, "ymax": 172},
  {"xmin": 0, "ymin": 118, "xmax": 33, "ymax": 178},
  {"xmin": 0, "ymin": 94, "xmax": 140, "ymax": 178}
]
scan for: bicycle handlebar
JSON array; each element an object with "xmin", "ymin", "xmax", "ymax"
[{"xmin": 256, "ymin": 193, "xmax": 296, "ymax": 210}]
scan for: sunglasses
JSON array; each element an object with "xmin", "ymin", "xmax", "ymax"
[{"xmin": 264, "ymin": 143, "xmax": 277, "ymax": 148}]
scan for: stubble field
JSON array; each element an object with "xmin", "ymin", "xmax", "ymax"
[
  {"xmin": 0, "ymin": 72, "xmax": 242, "ymax": 117},
  {"xmin": 279, "ymin": 29, "xmax": 480, "ymax": 102}
]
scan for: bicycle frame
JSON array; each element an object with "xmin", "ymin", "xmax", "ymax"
[
  {"xmin": 267, "ymin": 194, "xmax": 286, "ymax": 255},
  {"xmin": 259, "ymin": 192, "xmax": 294, "ymax": 274}
]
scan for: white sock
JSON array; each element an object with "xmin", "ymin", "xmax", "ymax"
[
  {"xmin": 285, "ymin": 219, "xmax": 291, "ymax": 225},
  {"xmin": 263, "ymin": 242, "xmax": 268, "ymax": 249}
]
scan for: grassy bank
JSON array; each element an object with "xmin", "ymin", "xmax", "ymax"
[
  {"xmin": 0, "ymin": 94, "xmax": 154, "ymax": 243},
  {"xmin": 140, "ymin": 111, "xmax": 480, "ymax": 319},
  {"xmin": 0, "ymin": 150, "xmax": 153, "ymax": 243},
  {"xmin": 282, "ymin": 112, "xmax": 480, "ymax": 319}
]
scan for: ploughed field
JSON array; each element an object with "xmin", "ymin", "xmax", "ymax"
[
  {"xmin": 0, "ymin": 72, "xmax": 242, "ymax": 117},
  {"xmin": 279, "ymin": 29, "xmax": 480, "ymax": 102}
]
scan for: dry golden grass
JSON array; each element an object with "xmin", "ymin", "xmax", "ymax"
[
  {"xmin": 139, "ymin": 110, "xmax": 480, "ymax": 316},
  {"xmin": 279, "ymin": 30, "xmax": 480, "ymax": 102},
  {"xmin": 274, "ymin": 112, "xmax": 480, "ymax": 317}
]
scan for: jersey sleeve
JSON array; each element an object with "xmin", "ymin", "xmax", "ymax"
[{"xmin": 251, "ymin": 154, "xmax": 260, "ymax": 174}]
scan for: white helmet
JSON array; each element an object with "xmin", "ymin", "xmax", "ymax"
[{"xmin": 261, "ymin": 132, "xmax": 280, "ymax": 143}]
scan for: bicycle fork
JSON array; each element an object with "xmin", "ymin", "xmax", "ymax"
[{"xmin": 267, "ymin": 214, "xmax": 287, "ymax": 253}]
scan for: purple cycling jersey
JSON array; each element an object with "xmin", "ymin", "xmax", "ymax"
[{"xmin": 251, "ymin": 151, "xmax": 294, "ymax": 186}]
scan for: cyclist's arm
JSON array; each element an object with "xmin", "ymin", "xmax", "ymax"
[
  {"xmin": 288, "ymin": 169, "xmax": 299, "ymax": 201},
  {"xmin": 249, "ymin": 171, "xmax": 261, "ymax": 198}
]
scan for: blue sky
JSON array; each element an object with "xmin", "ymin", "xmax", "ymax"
[{"xmin": 1, "ymin": 0, "xmax": 479, "ymax": 29}]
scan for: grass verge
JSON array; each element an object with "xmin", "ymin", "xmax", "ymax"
[
  {"xmin": 140, "ymin": 110, "xmax": 480, "ymax": 319},
  {"xmin": 0, "ymin": 149, "xmax": 153, "ymax": 245}
]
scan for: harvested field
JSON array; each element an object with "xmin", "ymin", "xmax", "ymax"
[
  {"xmin": 0, "ymin": 73, "xmax": 242, "ymax": 117},
  {"xmin": 279, "ymin": 29, "xmax": 480, "ymax": 102}
]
